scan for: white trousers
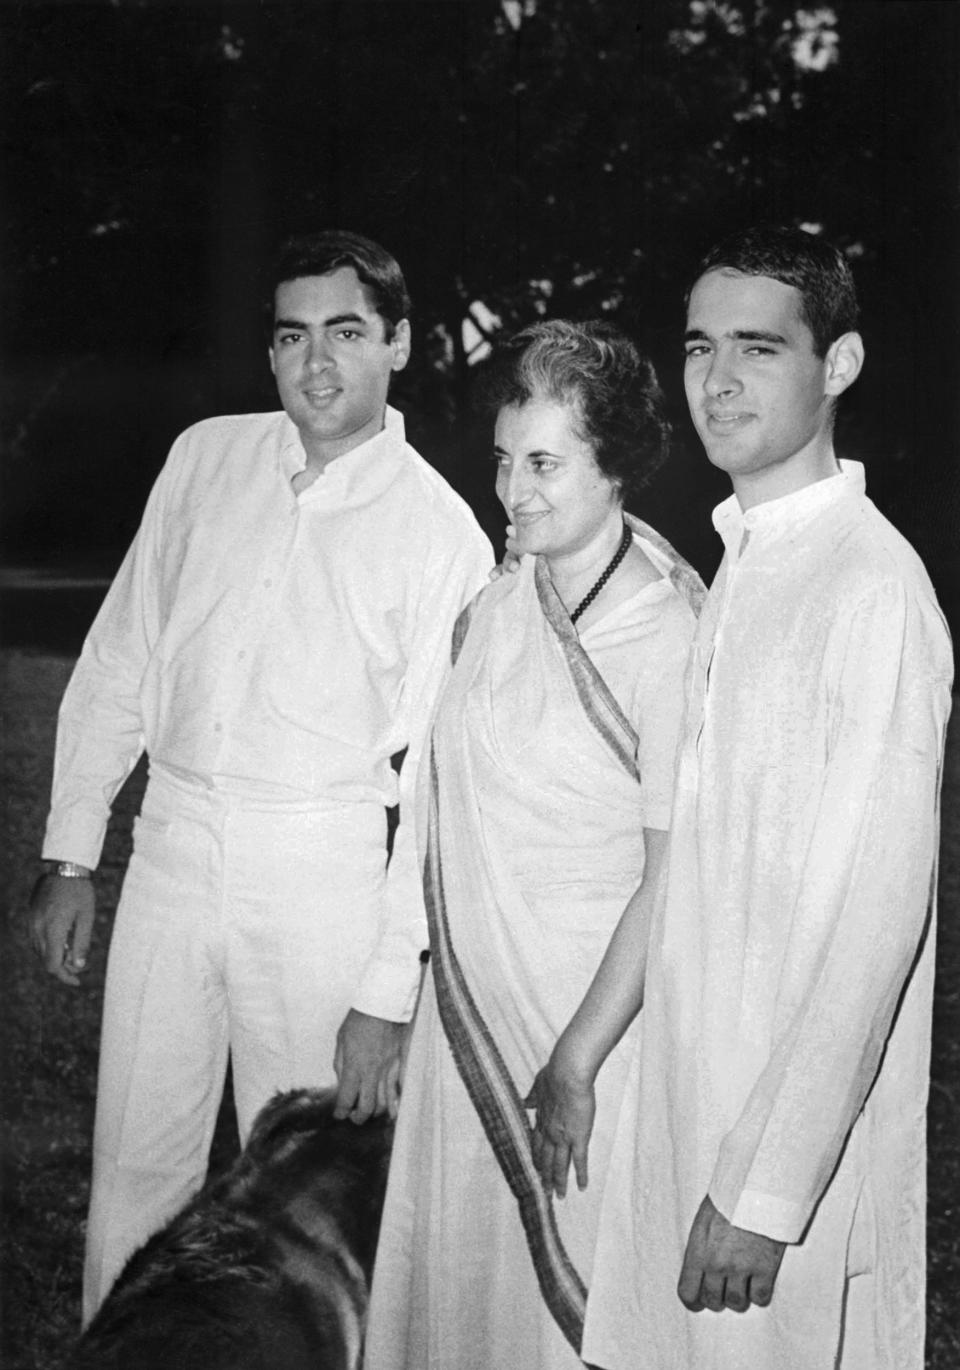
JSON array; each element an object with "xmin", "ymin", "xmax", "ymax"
[{"xmin": 82, "ymin": 768, "xmax": 388, "ymax": 1324}]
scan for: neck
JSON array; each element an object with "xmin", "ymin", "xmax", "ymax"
[
  {"xmin": 299, "ymin": 409, "xmax": 388, "ymax": 474},
  {"xmin": 546, "ymin": 510, "xmax": 626, "ymax": 603},
  {"xmin": 733, "ymin": 441, "xmax": 841, "ymax": 512}
]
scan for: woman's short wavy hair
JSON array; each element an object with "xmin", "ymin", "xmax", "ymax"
[{"xmin": 477, "ymin": 319, "xmax": 670, "ymax": 502}]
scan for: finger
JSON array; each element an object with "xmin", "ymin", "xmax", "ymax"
[
  {"xmin": 551, "ymin": 1140, "xmax": 571, "ymax": 1199},
  {"xmin": 53, "ymin": 965, "xmax": 82, "ymax": 988},
  {"xmin": 70, "ymin": 902, "xmax": 95, "ymax": 970},
  {"xmin": 748, "ymin": 1273, "xmax": 775, "ymax": 1308},
  {"xmin": 349, "ymin": 1075, "xmax": 377, "ymax": 1125},
  {"xmin": 536, "ymin": 1139, "xmax": 556, "ymax": 1190},
  {"xmin": 571, "ymin": 1137, "xmax": 589, "ymax": 1193},
  {"xmin": 530, "ymin": 1126, "xmax": 544, "ymax": 1172},
  {"xmin": 42, "ymin": 923, "xmax": 70, "ymax": 974},
  {"xmin": 677, "ymin": 1261, "xmax": 705, "ymax": 1312},
  {"xmin": 383, "ymin": 1060, "xmax": 402, "ymax": 1120},
  {"xmin": 333, "ymin": 1070, "xmax": 358, "ymax": 1120},
  {"xmin": 724, "ymin": 1273, "xmax": 750, "ymax": 1312},
  {"xmin": 699, "ymin": 1271, "xmax": 726, "ymax": 1313}
]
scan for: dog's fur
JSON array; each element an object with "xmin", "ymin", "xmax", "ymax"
[{"xmin": 67, "ymin": 1089, "xmax": 394, "ymax": 1370}]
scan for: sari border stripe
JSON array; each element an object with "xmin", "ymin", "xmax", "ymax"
[
  {"xmin": 424, "ymin": 742, "xmax": 587, "ymax": 1352},
  {"xmin": 535, "ymin": 556, "xmax": 641, "ymax": 782}
]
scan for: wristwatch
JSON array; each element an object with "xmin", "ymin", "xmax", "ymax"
[{"xmin": 46, "ymin": 861, "xmax": 93, "ymax": 880}]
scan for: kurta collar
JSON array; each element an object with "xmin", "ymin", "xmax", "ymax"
[
  {"xmin": 712, "ymin": 460, "xmax": 866, "ymax": 559},
  {"xmin": 277, "ymin": 404, "xmax": 408, "ymax": 502}
]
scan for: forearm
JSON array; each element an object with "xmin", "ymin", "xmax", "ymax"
[
  {"xmin": 556, "ymin": 827, "xmax": 666, "ymax": 1080},
  {"xmin": 43, "ymin": 651, "xmax": 147, "ymax": 867}
]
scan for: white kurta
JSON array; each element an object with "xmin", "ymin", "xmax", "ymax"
[{"xmin": 584, "ymin": 463, "xmax": 953, "ymax": 1370}]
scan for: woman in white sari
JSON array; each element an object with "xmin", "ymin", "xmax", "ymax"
[{"xmin": 364, "ymin": 321, "xmax": 705, "ymax": 1369}]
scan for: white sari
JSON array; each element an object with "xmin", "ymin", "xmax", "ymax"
[{"xmin": 364, "ymin": 521, "xmax": 703, "ymax": 1369}]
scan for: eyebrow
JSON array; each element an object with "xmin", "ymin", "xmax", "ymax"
[
  {"xmin": 273, "ymin": 312, "xmax": 369, "ymax": 332},
  {"xmin": 493, "ymin": 444, "xmax": 564, "ymax": 459},
  {"xmin": 684, "ymin": 327, "xmax": 788, "ymax": 344}
]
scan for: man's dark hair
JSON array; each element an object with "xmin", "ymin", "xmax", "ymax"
[
  {"xmin": 269, "ymin": 231, "xmax": 411, "ymax": 341},
  {"xmin": 477, "ymin": 318, "xmax": 670, "ymax": 503},
  {"xmin": 688, "ymin": 224, "xmax": 859, "ymax": 358}
]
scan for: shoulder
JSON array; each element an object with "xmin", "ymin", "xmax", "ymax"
[
  {"xmin": 451, "ymin": 560, "xmax": 531, "ymax": 663},
  {"xmin": 398, "ymin": 444, "xmax": 486, "ymax": 528},
  {"xmin": 173, "ymin": 410, "xmax": 282, "ymax": 448},
  {"xmin": 391, "ymin": 446, "xmax": 494, "ymax": 578},
  {"xmin": 819, "ymin": 501, "xmax": 952, "ymax": 679},
  {"xmin": 165, "ymin": 411, "xmax": 284, "ymax": 472},
  {"xmin": 824, "ymin": 498, "xmax": 940, "ymax": 608}
]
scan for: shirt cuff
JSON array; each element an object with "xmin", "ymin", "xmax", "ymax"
[
  {"xmin": 351, "ymin": 957, "xmax": 422, "ymax": 1022},
  {"xmin": 712, "ymin": 1185, "xmax": 806, "ymax": 1245},
  {"xmin": 42, "ymin": 812, "xmax": 107, "ymax": 872}
]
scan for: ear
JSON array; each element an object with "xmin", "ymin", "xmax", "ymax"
[
  {"xmin": 824, "ymin": 331, "xmax": 864, "ymax": 398},
  {"xmin": 390, "ymin": 319, "xmax": 411, "ymax": 373},
  {"xmin": 268, "ymin": 345, "xmax": 277, "ymax": 378}
]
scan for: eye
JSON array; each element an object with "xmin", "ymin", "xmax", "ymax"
[
  {"xmin": 493, "ymin": 452, "xmax": 510, "ymax": 468},
  {"xmin": 276, "ymin": 331, "xmax": 302, "ymax": 346},
  {"xmin": 684, "ymin": 344, "xmax": 710, "ymax": 359},
  {"xmin": 335, "ymin": 328, "xmax": 361, "ymax": 341},
  {"xmin": 531, "ymin": 457, "xmax": 558, "ymax": 474},
  {"xmin": 745, "ymin": 345, "xmax": 775, "ymax": 356}
]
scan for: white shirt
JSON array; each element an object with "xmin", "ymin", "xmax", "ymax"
[{"xmin": 43, "ymin": 405, "xmax": 493, "ymax": 1017}]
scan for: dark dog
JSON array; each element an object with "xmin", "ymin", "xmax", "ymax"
[{"xmin": 67, "ymin": 1089, "xmax": 394, "ymax": 1370}]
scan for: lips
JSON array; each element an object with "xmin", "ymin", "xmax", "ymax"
[
  {"xmin": 302, "ymin": 386, "xmax": 340, "ymax": 406},
  {"xmin": 704, "ymin": 410, "xmax": 754, "ymax": 433},
  {"xmin": 512, "ymin": 510, "xmax": 550, "ymax": 527}
]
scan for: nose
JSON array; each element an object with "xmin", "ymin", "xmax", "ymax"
[
  {"xmin": 305, "ymin": 334, "xmax": 333, "ymax": 372},
  {"xmin": 500, "ymin": 461, "xmax": 534, "ymax": 510},
  {"xmin": 703, "ymin": 348, "xmax": 741, "ymax": 399}
]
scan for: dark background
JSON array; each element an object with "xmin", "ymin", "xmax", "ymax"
[{"xmin": 1, "ymin": 0, "xmax": 958, "ymax": 653}]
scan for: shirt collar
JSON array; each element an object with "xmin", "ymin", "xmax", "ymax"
[
  {"xmin": 277, "ymin": 405, "xmax": 407, "ymax": 501},
  {"xmin": 712, "ymin": 460, "xmax": 865, "ymax": 558}
]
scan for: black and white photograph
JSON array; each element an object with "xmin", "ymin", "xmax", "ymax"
[{"xmin": 2, "ymin": 3, "xmax": 957, "ymax": 1367}]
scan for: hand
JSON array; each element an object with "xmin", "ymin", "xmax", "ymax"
[
  {"xmin": 376, "ymin": 1018, "xmax": 415, "ymax": 1120},
  {"xmin": 524, "ymin": 1039, "xmax": 597, "ymax": 1198},
  {"xmin": 677, "ymin": 1195, "xmax": 786, "ymax": 1314},
  {"xmin": 333, "ymin": 1009, "xmax": 407, "ymax": 1124},
  {"xmin": 28, "ymin": 873, "xmax": 96, "ymax": 987},
  {"xmin": 488, "ymin": 525, "xmax": 523, "ymax": 581}
]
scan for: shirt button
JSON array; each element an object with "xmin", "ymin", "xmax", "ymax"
[
  {"xmin": 238, "ymin": 650, "xmax": 247, "ymax": 660},
  {"xmin": 263, "ymin": 578, "xmax": 273, "ymax": 588},
  {"xmin": 214, "ymin": 723, "xmax": 223, "ymax": 733}
]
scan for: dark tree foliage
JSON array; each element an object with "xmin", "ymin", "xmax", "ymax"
[{"xmin": 1, "ymin": 0, "xmax": 957, "ymax": 621}]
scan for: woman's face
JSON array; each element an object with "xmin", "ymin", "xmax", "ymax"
[{"xmin": 494, "ymin": 397, "xmax": 621, "ymax": 559}]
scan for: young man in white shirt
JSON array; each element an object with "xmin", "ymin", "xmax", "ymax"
[
  {"xmin": 29, "ymin": 230, "xmax": 493, "ymax": 1322},
  {"xmin": 582, "ymin": 224, "xmax": 952, "ymax": 1370}
]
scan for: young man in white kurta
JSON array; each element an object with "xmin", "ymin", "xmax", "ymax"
[
  {"xmin": 583, "ymin": 227, "xmax": 952, "ymax": 1370},
  {"xmin": 29, "ymin": 233, "xmax": 492, "ymax": 1321}
]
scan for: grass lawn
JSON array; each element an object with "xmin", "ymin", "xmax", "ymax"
[{"xmin": 2, "ymin": 648, "xmax": 958, "ymax": 1367}]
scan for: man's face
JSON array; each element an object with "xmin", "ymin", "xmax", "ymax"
[
  {"xmin": 270, "ymin": 267, "xmax": 409, "ymax": 465},
  {"xmin": 683, "ymin": 269, "xmax": 835, "ymax": 502}
]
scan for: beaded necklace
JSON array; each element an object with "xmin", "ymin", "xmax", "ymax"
[{"xmin": 568, "ymin": 521, "xmax": 632, "ymax": 624}]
